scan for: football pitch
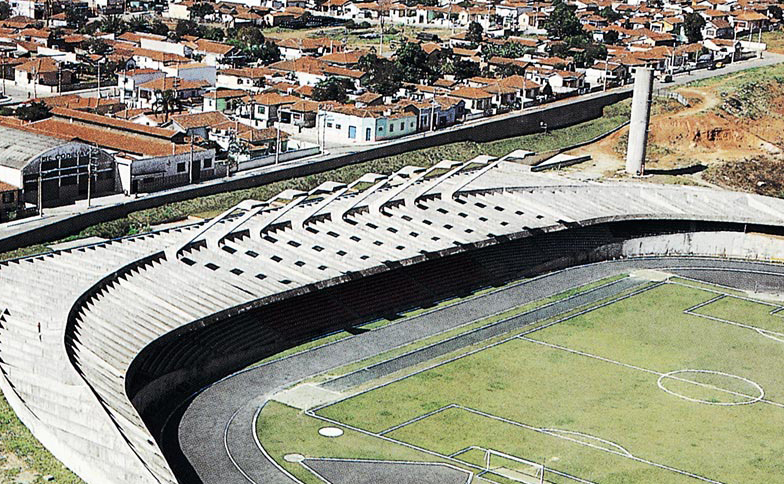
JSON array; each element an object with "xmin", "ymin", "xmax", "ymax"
[{"xmin": 260, "ymin": 276, "xmax": 784, "ymax": 483}]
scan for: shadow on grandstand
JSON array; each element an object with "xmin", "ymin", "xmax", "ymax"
[
  {"xmin": 645, "ymin": 164, "xmax": 707, "ymax": 176},
  {"xmin": 124, "ymin": 219, "xmax": 784, "ymax": 482}
]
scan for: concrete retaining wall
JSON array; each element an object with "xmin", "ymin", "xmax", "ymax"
[{"xmin": 0, "ymin": 90, "xmax": 630, "ymax": 254}]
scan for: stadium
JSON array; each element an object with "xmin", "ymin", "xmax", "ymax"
[{"xmin": 3, "ymin": 153, "xmax": 784, "ymax": 484}]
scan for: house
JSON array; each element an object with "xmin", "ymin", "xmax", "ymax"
[
  {"xmin": 320, "ymin": 105, "xmax": 417, "ymax": 144},
  {"xmin": 118, "ymin": 68, "xmax": 166, "ymax": 104},
  {"xmin": 216, "ymin": 67, "xmax": 274, "ymax": 92},
  {"xmin": 279, "ymin": 99, "xmax": 319, "ymax": 128},
  {"xmin": 27, "ymin": 107, "xmax": 220, "ymax": 194},
  {"xmin": 449, "ymin": 87, "xmax": 493, "ymax": 116},
  {"xmin": 0, "ymin": 181, "xmax": 22, "ymax": 221},
  {"xmin": 203, "ymin": 88, "xmax": 249, "ymax": 113},
  {"xmin": 186, "ymin": 38, "xmax": 236, "ymax": 66},
  {"xmin": 134, "ymin": 77, "xmax": 210, "ymax": 109},
  {"xmin": 269, "ymin": 56, "xmax": 366, "ymax": 88},
  {"xmin": 132, "ymin": 47, "xmax": 190, "ymax": 70},
  {"xmin": 168, "ymin": 110, "xmax": 232, "ymax": 139},
  {"xmin": 399, "ymin": 96, "xmax": 465, "ymax": 131},
  {"xmin": 14, "ymin": 57, "xmax": 72, "ymax": 94},
  {"xmin": 210, "ymin": 121, "xmax": 288, "ymax": 164},
  {"xmin": 161, "ymin": 62, "xmax": 217, "ymax": 85},
  {"xmin": 732, "ymin": 11, "xmax": 768, "ymax": 35},
  {"xmin": 235, "ymin": 91, "xmax": 299, "ymax": 128}
]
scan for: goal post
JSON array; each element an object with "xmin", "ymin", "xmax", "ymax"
[{"xmin": 482, "ymin": 448, "xmax": 546, "ymax": 484}]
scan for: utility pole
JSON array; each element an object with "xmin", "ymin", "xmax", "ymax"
[
  {"xmin": 32, "ymin": 65, "xmax": 37, "ymax": 100},
  {"xmin": 275, "ymin": 123, "xmax": 281, "ymax": 164},
  {"xmin": 189, "ymin": 136, "xmax": 194, "ymax": 184},
  {"xmin": 87, "ymin": 147, "xmax": 93, "ymax": 208},
  {"xmin": 37, "ymin": 162, "xmax": 43, "ymax": 217},
  {"xmin": 57, "ymin": 63, "xmax": 61, "ymax": 94},
  {"xmin": 1, "ymin": 53, "xmax": 5, "ymax": 98},
  {"xmin": 97, "ymin": 61, "xmax": 101, "ymax": 99}
]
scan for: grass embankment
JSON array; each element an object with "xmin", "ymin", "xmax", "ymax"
[
  {"xmin": 1, "ymin": 392, "xmax": 83, "ymax": 483},
  {"xmin": 311, "ymin": 282, "xmax": 784, "ymax": 483},
  {"xmin": 0, "ymin": 101, "xmax": 631, "ymax": 262}
]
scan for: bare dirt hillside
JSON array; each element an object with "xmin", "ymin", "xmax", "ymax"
[{"xmin": 566, "ymin": 66, "xmax": 784, "ymax": 184}]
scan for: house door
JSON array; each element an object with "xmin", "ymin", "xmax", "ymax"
[
  {"xmin": 348, "ymin": 126, "xmax": 356, "ymax": 139},
  {"xmin": 365, "ymin": 127, "xmax": 371, "ymax": 141},
  {"xmin": 192, "ymin": 159, "xmax": 201, "ymax": 182}
]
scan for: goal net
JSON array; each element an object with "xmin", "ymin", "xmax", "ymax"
[{"xmin": 483, "ymin": 448, "xmax": 545, "ymax": 484}]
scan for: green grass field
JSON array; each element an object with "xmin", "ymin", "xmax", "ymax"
[{"xmin": 261, "ymin": 277, "xmax": 784, "ymax": 483}]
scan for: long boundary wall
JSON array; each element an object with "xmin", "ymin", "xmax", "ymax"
[{"xmin": 0, "ymin": 90, "xmax": 630, "ymax": 254}]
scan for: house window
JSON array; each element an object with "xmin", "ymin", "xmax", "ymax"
[
  {"xmin": 335, "ymin": 124, "xmax": 342, "ymax": 129},
  {"xmin": 378, "ymin": 126, "xmax": 383, "ymax": 131},
  {"xmin": 327, "ymin": 122, "xmax": 333, "ymax": 128},
  {"xmin": 258, "ymin": 106, "xmax": 266, "ymax": 114},
  {"xmin": 204, "ymin": 158, "xmax": 212, "ymax": 168},
  {"xmin": 2, "ymin": 192, "xmax": 14, "ymax": 203},
  {"xmin": 237, "ymin": 79, "xmax": 243, "ymax": 84},
  {"xmin": 177, "ymin": 162, "xmax": 186, "ymax": 173}
]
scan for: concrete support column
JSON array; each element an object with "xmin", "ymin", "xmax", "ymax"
[{"xmin": 625, "ymin": 68, "xmax": 654, "ymax": 176}]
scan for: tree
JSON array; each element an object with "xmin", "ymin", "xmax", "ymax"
[
  {"xmin": 452, "ymin": 59, "xmax": 480, "ymax": 81},
  {"xmin": 84, "ymin": 38, "xmax": 111, "ymax": 55},
  {"xmin": 174, "ymin": 19, "xmax": 203, "ymax": 40},
  {"xmin": 466, "ymin": 21, "xmax": 483, "ymax": 44},
  {"xmin": 190, "ymin": 2, "xmax": 214, "ymax": 21},
  {"xmin": 150, "ymin": 19, "xmax": 170, "ymax": 36},
  {"xmin": 152, "ymin": 90, "xmax": 181, "ymax": 122},
  {"xmin": 228, "ymin": 27, "xmax": 280, "ymax": 65},
  {"xmin": 544, "ymin": 0, "xmax": 584, "ymax": 40},
  {"xmin": 65, "ymin": 4, "xmax": 87, "ymax": 29},
  {"xmin": 683, "ymin": 13, "xmax": 705, "ymax": 44},
  {"xmin": 358, "ymin": 53, "xmax": 402, "ymax": 96},
  {"xmin": 100, "ymin": 15, "xmax": 126, "ymax": 34},
  {"xmin": 394, "ymin": 42, "xmax": 430, "ymax": 83},
  {"xmin": 604, "ymin": 29, "xmax": 619, "ymax": 45},
  {"xmin": 204, "ymin": 26, "xmax": 225, "ymax": 41},
  {"xmin": 0, "ymin": 1, "xmax": 12, "ymax": 20},
  {"xmin": 481, "ymin": 41, "xmax": 533, "ymax": 61},
  {"xmin": 127, "ymin": 15, "xmax": 150, "ymax": 33},
  {"xmin": 312, "ymin": 77, "xmax": 350, "ymax": 102},
  {"xmin": 16, "ymin": 101, "xmax": 51, "ymax": 122},
  {"xmin": 599, "ymin": 6, "xmax": 621, "ymax": 23},
  {"xmin": 233, "ymin": 26, "xmax": 265, "ymax": 46}
]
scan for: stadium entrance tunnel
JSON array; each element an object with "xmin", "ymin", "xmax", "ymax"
[{"xmin": 122, "ymin": 219, "xmax": 784, "ymax": 483}]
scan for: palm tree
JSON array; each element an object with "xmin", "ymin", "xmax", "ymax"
[
  {"xmin": 100, "ymin": 15, "xmax": 126, "ymax": 34},
  {"xmin": 127, "ymin": 15, "xmax": 149, "ymax": 33},
  {"xmin": 152, "ymin": 89, "xmax": 181, "ymax": 122}
]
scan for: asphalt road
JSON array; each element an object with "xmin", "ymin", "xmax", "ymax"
[{"xmin": 177, "ymin": 256, "xmax": 784, "ymax": 484}]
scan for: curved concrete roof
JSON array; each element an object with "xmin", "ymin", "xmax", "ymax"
[
  {"xmin": 0, "ymin": 125, "xmax": 68, "ymax": 170},
  {"xmin": 2, "ymin": 154, "xmax": 784, "ymax": 483}
]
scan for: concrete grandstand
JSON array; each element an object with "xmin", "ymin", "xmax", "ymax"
[{"xmin": 3, "ymin": 154, "xmax": 784, "ymax": 483}]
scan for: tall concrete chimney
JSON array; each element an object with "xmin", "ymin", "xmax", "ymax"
[{"xmin": 625, "ymin": 68, "xmax": 654, "ymax": 176}]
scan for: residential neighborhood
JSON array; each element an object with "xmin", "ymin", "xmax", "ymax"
[{"xmin": 0, "ymin": 0, "xmax": 776, "ymax": 221}]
